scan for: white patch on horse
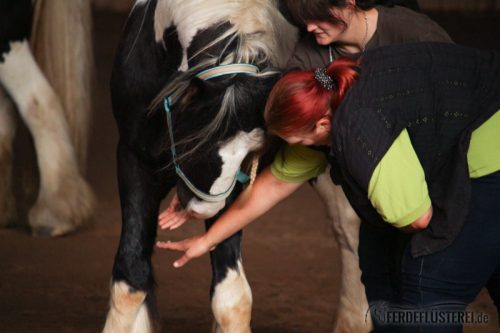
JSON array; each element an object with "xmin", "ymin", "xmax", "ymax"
[
  {"xmin": 153, "ymin": 0, "xmax": 298, "ymax": 71},
  {"xmin": 212, "ymin": 260, "xmax": 252, "ymax": 333},
  {"xmin": 103, "ymin": 281, "xmax": 152, "ymax": 333},
  {"xmin": 153, "ymin": 0, "xmax": 236, "ymax": 71},
  {"xmin": 186, "ymin": 128, "xmax": 264, "ymax": 218}
]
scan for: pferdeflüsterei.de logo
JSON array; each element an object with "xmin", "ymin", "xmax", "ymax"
[{"xmin": 366, "ymin": 301, "xmax": 490, "ymax": 327}]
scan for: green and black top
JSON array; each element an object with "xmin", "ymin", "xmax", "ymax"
[{"xmin": 329, "ymin": 42, "xmax": 500, "ymax": 256}]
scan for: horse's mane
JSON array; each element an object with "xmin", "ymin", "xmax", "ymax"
[{"xmin": 150, "ymin": 0, "xmax": 297, "ymax": 167}]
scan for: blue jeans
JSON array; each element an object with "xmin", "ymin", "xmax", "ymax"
[{"xmin": 360, "ymin": 171, "xmax": 500, "ymax": 332}]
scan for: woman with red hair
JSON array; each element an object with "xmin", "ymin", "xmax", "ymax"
[
  {"xmin": 158, "ymin": 3, "xmax": 455, "ymax": 322},
  {"xmin": 159, "ymin": 42, "xmax": 500, "ymax": 331}
]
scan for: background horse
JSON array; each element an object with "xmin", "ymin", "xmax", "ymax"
[{"xmin": 0, "ymin": 0, "xmax": 95, "ymax": 236}]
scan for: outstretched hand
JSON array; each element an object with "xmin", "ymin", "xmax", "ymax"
[
  {"xmin": 158, "ymin": 192, "xmax": 196, "ymax": 230},
  {"xmin": 156, "ymin": 235, "xmax": 214, "ymax": 268}
]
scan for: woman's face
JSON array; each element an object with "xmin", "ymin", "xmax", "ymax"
[
  {"xmin": 280, "ymin": 119, "xmax": 331, "ymax": 146},
  {"xmin": 305, "ymin": 7, "xmax": 353, "ymax": 45}
]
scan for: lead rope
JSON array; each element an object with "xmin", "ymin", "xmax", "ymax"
[
  {"xmin": 237, "ymin": 154, "xmax": 260, "ymax": 206},
  {"xmin": 248, "ymin": 154, "xmax": 259, "ymax": 187}
]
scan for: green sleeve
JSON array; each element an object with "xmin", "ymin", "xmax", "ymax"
[
  {"xmin": 271, "ymin": 144, "xmax": 328, "ymax": 183},
  {"xmin": 368, "ymin": 129, "xmax": 431, "ymax": 228},
  {"xmin": 468, "ymin": 110, "xmax": 500, "ymax": 178}
]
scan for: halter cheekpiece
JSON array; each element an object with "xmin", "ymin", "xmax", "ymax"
[{"xmin": 163, "ymin": 63, "xmax": 260, "ymax": 203}]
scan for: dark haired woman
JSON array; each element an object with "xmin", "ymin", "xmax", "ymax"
[
  {"xmin": 159, "ymin": 42, "xmax": 500, "ymax": 332},
  {"xmin": 284, "ymin": 0, "xmax": 449, "ymax": 69}
]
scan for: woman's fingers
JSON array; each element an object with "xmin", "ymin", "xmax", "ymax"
[
  {"xmin": 168, "ymin": 220, "xmax": 186, "ymax": 230},
  {"xmin": 156, "ymin": 235, "xmax": 212, "ymax": 268},
  {"xmin": 157, "ymin": 240, "xmax": 188, "ymax": 251},
  {"xmin": 173, "ymin": 255, "xmax": 191, "ymax": 268},
  {"xmin": 160, "ymin": 216, "xmax": 188, "ymax": 230},
  {"xmin": 156, "ymin": 241, "xmax": 192, "ymax": 267},
  {"xmin": 158, "ymin": 192, "xmax": 193, "ymax": 230},
  {"xmin": 158, "ymin": 210, "xmax": 189, "ymax": 230}
]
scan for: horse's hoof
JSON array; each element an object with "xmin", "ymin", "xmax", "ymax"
[
  {"xmin": 28, "ymin": 200, "xmax": 84, "ymax": 237},
  {"xmin": 28, "ymin": 178, "xmax": 95, "ymax": 237},
  {"xmin": 32, "ymin": 225, "xmax": 57, "ymax": 237}
]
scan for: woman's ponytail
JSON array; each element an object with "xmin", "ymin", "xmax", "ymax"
[
  {"xmin": 325, "ymin": 57, "xmax": 359, "ymax": 112},
  {"xmin": 264, "ymin": 57, "xmax": 359, "ymax": 137}
]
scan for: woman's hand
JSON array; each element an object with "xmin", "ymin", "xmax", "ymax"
[
  {"xmin": 157, "ymin": 167, "xmax": 302, "ymax": 267},
  {"xmin": 400, "ymin": 207, "xmax": 433, "ymax": 233},
  {"xmin": 158, "ymin": 192, "xmax": 195, "ymax": 230},
  {"xmin": 156, "ymin": 235, "xmax": 214, "ymax": 268}
]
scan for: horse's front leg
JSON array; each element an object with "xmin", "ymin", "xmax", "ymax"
[
  {"xmin": 0, "ymin": 87, "xmax": 17, "ymax": 227},
  {"xmin": 103, "ymin": 141, "xmax": 170, "ymax": 333},
  {"xmin": 207, "ymin": 216, "xmax": 252, "ymax": 333},
  {"xmin": 311, "ymin": 167, "xmax": 372, "ymax": 333},
  {"xmin": 0, "ymin": 40, "xmax": 94, "ymax": 236}
]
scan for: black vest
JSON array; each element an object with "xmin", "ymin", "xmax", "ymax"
[{"xmin": 329, "ymin": 42, "xmax": 500, "ymax": 257}]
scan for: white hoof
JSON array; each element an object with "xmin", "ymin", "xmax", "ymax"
[
  {"xmin": 211, "ymin": 261, "xmax": 252, "ymax": 333},
  {"xmin": 103, "ymin": 281, "xmax": 152, "ymax": 333}
]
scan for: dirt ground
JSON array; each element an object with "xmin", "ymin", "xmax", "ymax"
[{"xmin": 1, "ymin": 9, "xmax": 499, "ymax": 333}]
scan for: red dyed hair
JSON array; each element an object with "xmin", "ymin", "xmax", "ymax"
[{"xmin": 264, "ymin": 57, "xmax": 359, "ymax": 137}]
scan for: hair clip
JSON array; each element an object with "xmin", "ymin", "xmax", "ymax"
[{"xmin": 314, "ymin": 67, "xmax": 335, "ymax": 90}]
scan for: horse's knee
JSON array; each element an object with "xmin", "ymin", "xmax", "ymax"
[
  {"xmin": 103, "ymin": 281, "xmax": 152, "ymax": 333},
  {"xmin": 212, "ymin": 261, "xmax": 252, "ymax": 333}
]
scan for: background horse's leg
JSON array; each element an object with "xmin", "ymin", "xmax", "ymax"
[
  {"xmin": 31, "ymin": 0, "xmax": 94, "ymax": 172},
  {"xmin": 0, "ymin": 40, "xmax": 94, "ymax": 236},
  {"xmin": 104, "ymin": 142, "xmax": 170, "ymax": 333},
  {"xmin": 207, "ymin": 211, "xmax": 252, "ymax": 333},
  {"xmin": 0, "ymin": 87, "xmax": 17, "ymax": 227},
  {"xmin": 312, "ymin": 167, "xmax": 372, "ymax": 333}
]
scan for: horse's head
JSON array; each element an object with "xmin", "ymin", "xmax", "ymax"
[
  {"xmin": 163, "ymin": 72, "xmax": 279, "ymax": 219},
  {"xmin": 152, "ymin": 0, "xmax": 298, "ymax": 218}
]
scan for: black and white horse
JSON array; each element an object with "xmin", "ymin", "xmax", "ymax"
[
  {"xmin": 105, "ymin": 1, "xmax": 297, "ymax": 331},
  {"xmin": 0, "ymin": 0, "xmax": 94, "ymax": 235},
  {"xmin": 105, "ymin": 0, "xmax": 372, "ymax": 332}
]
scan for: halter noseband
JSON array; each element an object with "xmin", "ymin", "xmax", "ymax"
[{"xmin": 163, "ymin": 63, "xmax": 259, "ymax": 203}]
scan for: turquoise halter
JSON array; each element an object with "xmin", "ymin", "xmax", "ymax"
[{"xmin": 163, "ymin": 63, "xmax": 259, "ymax": 203}]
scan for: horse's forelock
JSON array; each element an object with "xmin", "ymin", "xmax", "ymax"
[
  {"xmin": 158, "ymin": 73, "xmax": 276, "ymax": 173},
  {"xmin": 150, "ymin": 0, "xmax": 297, "ymax": 169}
]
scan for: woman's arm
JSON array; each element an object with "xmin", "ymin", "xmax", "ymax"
[
  {"xmin": 157, "ymin": 166, "xmax": 303, "ymax": 267},
  {"xmin": 367, "ymin": 130, "xmax": 433, "ymax": 231}
]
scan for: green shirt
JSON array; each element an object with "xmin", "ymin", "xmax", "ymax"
[{"xmin": 271, "ymin": 110, "xmax": 500, "ymax": 227}]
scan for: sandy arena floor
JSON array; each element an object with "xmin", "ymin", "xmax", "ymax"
[{"xmin": 0, "ymin": 9, "xmax": 499, "ymax": 333}]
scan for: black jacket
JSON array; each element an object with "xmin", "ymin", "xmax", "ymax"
[{"xmin": 329, "ymin": 42, "xmax": 500, "ymax": 257}]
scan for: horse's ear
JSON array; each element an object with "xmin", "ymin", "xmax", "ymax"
[
  {"xmin": 187, "ymin": 77, "xmax": 217, "ymax": 97},
  {"xmin": 178, "ymin": 77, "xmax": 218, "ymax": 108}
]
